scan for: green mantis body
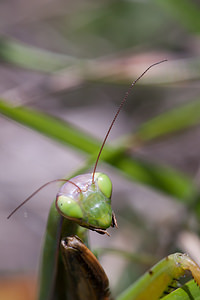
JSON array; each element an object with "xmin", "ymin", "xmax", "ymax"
[
  {"xmin": 116, "ymin": 253, "xmax": 200, "ymax": 300},
  {"xmin": 7, "ymin": 60, "xmax": 200, "ymax": 300},
  {"xmin": 39, "ymin": 172, "xmax": 115, "ymax": 299}
]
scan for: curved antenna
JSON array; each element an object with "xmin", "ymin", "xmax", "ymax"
[
  {"xmin": 7, "ymin": 179, "xmax": 82, "ymax": 219},
  {"xmin": 92, "ymin": 59, "xmax": 167, "ymax": 183}
]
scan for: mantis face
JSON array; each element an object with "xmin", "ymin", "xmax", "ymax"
[{"xmin": 56, "ymin": 172, "xmax": 117, "ymax": 235}]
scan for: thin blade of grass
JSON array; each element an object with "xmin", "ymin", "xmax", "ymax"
[
  {"xmin": 0, "ymin": 99, "xmax": 196, "ymax": 201},
  {"xmin": 0, "ymin": 36, "xmax": 77, "ymax": 72},
  {"xmin": 133, "ymin": 98, "xmax": 200, "ymax": 143}
]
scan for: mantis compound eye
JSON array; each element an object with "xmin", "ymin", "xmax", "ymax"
[
  {"xmin": 56, "ymin": 195, "xmax": 83, "ymax": 220},
  {"xmin": 94, "ymin": 173, "xmax": 112, "ymax": 199}
]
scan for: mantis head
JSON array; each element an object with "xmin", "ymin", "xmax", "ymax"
[{"xmin": 56, "ymin": 173, "xmax": 117, "ymax": 235}]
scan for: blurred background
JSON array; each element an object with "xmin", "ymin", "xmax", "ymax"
[{"xmin": 0, "ymin": 0, "xmax": 200, "ymax": 299}]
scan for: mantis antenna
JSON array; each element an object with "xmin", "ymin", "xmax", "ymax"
[
  {"xmin": 92, "ymin": 59, "xmax": 167, "ymax": 183},
  {"xmin": 7, "ymin": 59, "xmax": 167, "ymax": 219},
  {"xmin": 7, "ymin": 179, "xmax": 81, "ymax": 219}
]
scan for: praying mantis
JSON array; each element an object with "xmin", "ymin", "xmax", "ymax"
[{"xmin": 7, "ymin": 60, "xmax": 200, "ymax": 300}]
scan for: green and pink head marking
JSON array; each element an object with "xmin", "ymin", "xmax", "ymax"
[{"xmin": 7, "ymin": 60, "xmax": 167, "ymax": 235}]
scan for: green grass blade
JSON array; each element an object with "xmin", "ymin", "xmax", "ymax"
[
  {"xmin": 0, "ymin": 99, "xmax": 196, "ymax": 201},
  {"xmin": 0, "ymin": 99, "xmax": 101, "ymax": 154},
  {"xmin": 133, "ymin": 98, "xmax": 200, "ymax": 143},
  {"xmin": 0, "ymin": 36, "xmax": 77, "ymax": 72}
]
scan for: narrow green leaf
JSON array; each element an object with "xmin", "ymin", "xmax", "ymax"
[
  {"xmin": 0, "ymin": 99, "xmax": 101, "ymax": 154},
  {"xmin": 0, "ymin": 36, "xmax": 77, "ymax": 72},
  {"xmin": 134, "ymin": 98, "xmax": 200, "ymax": 142},
  {"xmin": 0, "ymin": 99, "xmax": 196, "ymax": 201}
]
